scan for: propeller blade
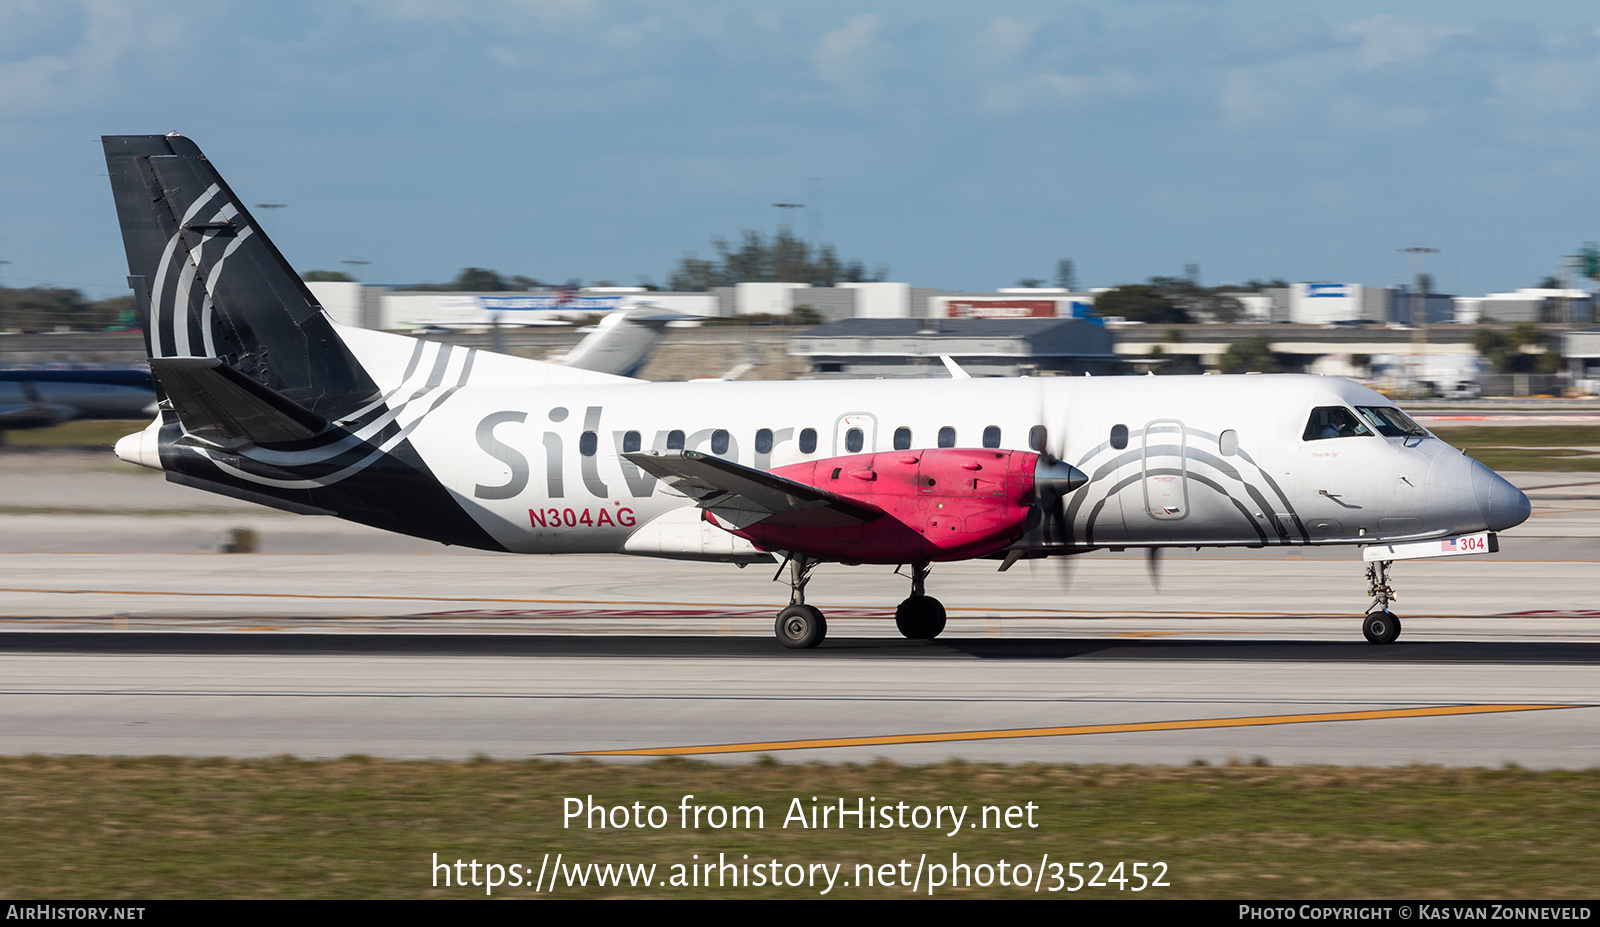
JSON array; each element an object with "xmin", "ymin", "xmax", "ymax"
[
  {"xmin": 1146, "ymin": 547, "xmax": 1162, "ymax": 592},
  {"xmin": 1030, "ymin": 390, "xmax": 1083, "ymax": 553},
  {"xmin": 1056, "ymin": 551, "xmax": 1075, "ymax": 593},
  {"xmin": 1032, "ymin": 456, "xmax": 1085, "ymax": 550}
]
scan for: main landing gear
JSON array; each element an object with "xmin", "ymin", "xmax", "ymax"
[
  {"xmin": 1362, "ymin": 559, "xmax": 1402, "ymax": 645},
  {"xmin": 895, "ymin": 561, "xmax": 946, "ymax": 641},
  {"xmin": 775, "ymin": 555, "xmax": 826, "ymax": 649},
  {"xmin": 771, "ymin": 557, "xmax": 950, "ymax": 648}
]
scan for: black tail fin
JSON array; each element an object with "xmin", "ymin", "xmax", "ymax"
[{"xmin": 102, "ymin": 135, "xmax": 375, "ymax": 418}]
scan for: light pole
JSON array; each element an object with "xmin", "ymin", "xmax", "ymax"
[
  {"xmin": 1400, "ymin": 245, "xmax": 1438, "ymax": 395},
  {"xmin": 806, "ymin": 177, "xmax": 823, "ymax": 249},
  {"xmin": 772, "ymin": 202, "xmax": 805, "ymax": 244},
  {"xmin": 771, "ymin": 203, "xmax": 805, "ymax": 282},
  {"xmin": 254, "ymin": 203, "xmax": 286, "ymax": 243}
]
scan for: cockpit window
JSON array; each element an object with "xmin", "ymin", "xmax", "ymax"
[
  {"xmin": 1356, "ymin": 406, "xmax": 1428, "ymax": 438},
  {"xmin": 1303, "ymin": 407, "xmax": 1373, "ymax": 441}
]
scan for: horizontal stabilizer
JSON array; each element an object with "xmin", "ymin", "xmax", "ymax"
[
  {"xmin": 149, "ymin": 357, "xmax": 328, "ymax": 449},
  {"xmin": 623, "ymin": 450, "xmax": 883, "ymax": 530}
]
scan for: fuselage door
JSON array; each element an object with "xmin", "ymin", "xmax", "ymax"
[
  {"xmin": 1141, "ymin": 419, "xmax": 1188, "ymax": 520},
  {"xmin": 833, "ymin": 413, "xmax": 877, "ymax": 455}
]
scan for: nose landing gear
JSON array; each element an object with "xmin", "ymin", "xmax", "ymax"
[
  {"xmin": 1363, "ymin": 559, "xmax": 1402, "ymax": 644},
  {"xmin": 895, "ymin": 561, "xmax": 947, "ymax": 640}
]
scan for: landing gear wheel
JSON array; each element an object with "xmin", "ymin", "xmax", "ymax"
[
  {"xmin": 776, "ymin": 604, "xmax": 826, "ymax": 649},
  {"xmin": 895, "ymin": 595, "xmax": 947, "ymax": 640},
  {"xmin": 1363, "ymin": 610, "xmax": 1401, "ymax": 645}
]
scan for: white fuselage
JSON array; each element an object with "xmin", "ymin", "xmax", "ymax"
[{"xmin": 320, "ymin": 327, "xmax": 1512, "ymax": 561}]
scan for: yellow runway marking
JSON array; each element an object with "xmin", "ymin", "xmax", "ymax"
[{"xmin": 571, "ymin": 704, "xmax": 1580, "ymax": 756}]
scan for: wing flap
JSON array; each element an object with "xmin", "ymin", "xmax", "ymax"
[{"xmin": 623, "ymin": 450, "xmax": 883, "ymax": 529}]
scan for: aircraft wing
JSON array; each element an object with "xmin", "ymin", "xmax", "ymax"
[{"xmin": 623, "ymin": 450, "xmax": 884, "ymax": 530}]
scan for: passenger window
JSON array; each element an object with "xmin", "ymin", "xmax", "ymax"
[
  {"xmin": 799, "ymin": 428, "xmax": 817, "ymax": 454},
  {"xmin": 622, "ymin": 431, "xmax": 641, "ymax": 453},
  {"xmin": 1110, "ymin": 424, "xmax": 1128, "ymax": 450},
  {"xmin": 982, "ymin": 425, "xmax": 1001, "ymax": 448},
  {"xmin": 580, "ymin": 431, "xmax": 598, "ymax": 457},
  {"xmin": 711, "ymin": 429, "xmax": 730, "ymax": 455},
  {"xmin": 1029, "ymin": 425, "xmax": 1047, "ymax": 452},
  {"xmin": 755, "ymin": 428, "xmax": 773, "ymax": 454},
  {"xmin": 846, "ymin": 427, "xmax": 864, "ymax": 453},
  {"xmin": 667, "ymin": 430, "xmax": 685, "ymax": 450},
  {"xmin": 894, "ymin": 427, "xmax": 911, "ymax": 450},
  {"xmin": 1303, "ymin": 407, "xmax": 1373, "ymax": 441},
  {"xmin": 938, "ymin": 426, "xmax": 956, "ymax": 448}
]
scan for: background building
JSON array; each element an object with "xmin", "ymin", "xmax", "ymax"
[
  {"xmin": 789, "ymin": 318, "xmax": 1117, "ymax": 378},
  {"xmin": 1454, "ymin": 288, "xmax": 1595, "ymax": 324}
]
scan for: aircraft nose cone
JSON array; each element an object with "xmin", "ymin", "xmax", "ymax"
[{"xmin": 1471, "ymin": 460, "xmax": 1530, "ymax": 531}]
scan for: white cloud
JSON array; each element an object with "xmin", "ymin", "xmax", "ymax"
[
  {"xmin": 1491, "ymin": 54, "xmax": 1600, "ymax": 115},
  {"xmin": 1217, "ymin": 70, "xmax": 1271, "ymax": 123},
  {"xmin": 975, "ymin": 16, "xmax": 1037, "ymax": 61},
  {"xmin": 0, "ymin": 0, "xmax": 197, "ymax": 117},
  {"xmin": 351, "ymin": 0, "xmax": 595, "ymax": 26},
  {"xmin": 957, "ymin": 15, "xmax": 1144, "ymax": 116},
  {"xmin": 814, "ymin": 14, "xmax": 888, "ymax": 97},
  {"xmin": 1340, "ymin": 13, "xmax": 1466, "ymax": 70}
]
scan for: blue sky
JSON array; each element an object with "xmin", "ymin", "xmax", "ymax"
[{"xmin": 5, "ymin": 1, "xmax": 1600, "ymax": 300}]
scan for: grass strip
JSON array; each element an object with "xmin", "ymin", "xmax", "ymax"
[
  {"xmin": 1454, "ymin": 448, "xmax": 1600, "ymax": 473},
  {"xmin": 0, "ymin": 419, "xmax": 136, "ymax": 448},
  {"xmin": 1428, "ymin": 426, "xmax": 1600, "ymax": 448},
  {"xmin": 1403, "ymin": 427, "xmax": 1600, "ymax": 473},
  {"xmin": 0, "ymin": 756, "xmax": 1594, "ymax": 899}
]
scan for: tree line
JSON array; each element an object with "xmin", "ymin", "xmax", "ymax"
[{"xmin": 0, "ymin": 287, "xmax": 135, "ymax": 333}]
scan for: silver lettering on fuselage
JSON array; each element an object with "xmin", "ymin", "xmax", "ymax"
[
  {"xmin": 544, "ymin": 406, "xmax": 567, "ymax": 498},
  {"xmin": 614, "ymin": 429, "xmax": 658, "ymax": 497},
  {"xmin": 472, "ymin": 411, "xmax": 530, "ymax": 500},
  {"xmin": 685, "ymin": 427, "xmax": 739, "ymax": 461},
  {"xmin": 581, "ymin": 405, "xmax": 609, "ymax": 497},
  {"xmin": 475, "ymin": 405, "xmax": 669, "ymax": 503}
]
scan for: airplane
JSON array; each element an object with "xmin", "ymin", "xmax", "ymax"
[
  {"xmin": 102, "ymin": 134, "xmax": 1532, "ymax": 649},
  {"xmin": 406, "ymin": 304, "xmax": 692, "ymax": 378},
  {"xmin": 550, "ymin": 305, "xmax": 701, "ymax": 379},
  {"xmin": 0, "ymin": 366, "xmax": 158, "ymax": 431},
  {"xmin": 0, "ymin": 305, "xmax": 674, "ymax": 440}
]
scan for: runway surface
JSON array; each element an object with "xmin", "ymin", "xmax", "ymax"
[{"xmin": 1, "ymin": 453, "xmax": 1597, "ymax": 767}]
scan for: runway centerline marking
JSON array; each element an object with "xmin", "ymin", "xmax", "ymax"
[{"xmin": 569, "ymin": 704, "xmax": 1581, "ymax": 756}]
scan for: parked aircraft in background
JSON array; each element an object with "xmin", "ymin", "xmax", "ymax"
[
  {"xmin": 0, "ymin": 366, "xmax": 157, "ymax": 430},
  {"xmin": 0, "ymin": 299, "xmax": 671, "ymax": 440},
  {"xmin": 415, "ymin": 305, "xmax": 687, "ymax": 378},
  {"xmin": 103, "ymin": 135, "xmax": 1530, "ymax": 648},
  {"xmin": 550, "ymin": 306, "xmax": 696, "ymax": 379}
]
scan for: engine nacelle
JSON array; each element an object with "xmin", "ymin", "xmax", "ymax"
[{"xmin": 710, "ymin": 448, "xmax": 1042, "ymax": 564}]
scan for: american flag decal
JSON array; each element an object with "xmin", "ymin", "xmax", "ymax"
[{"xmin": 1441, "ymin": 537, "xmax": 1459, "ymax": 552}]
